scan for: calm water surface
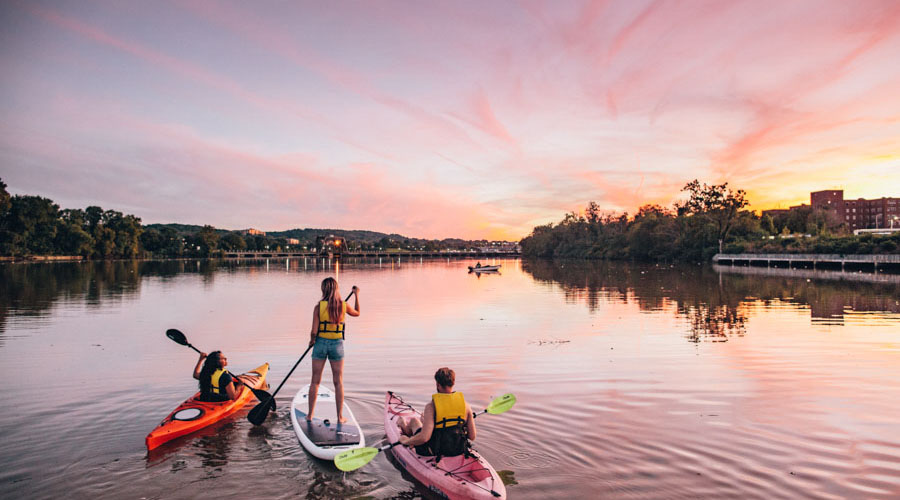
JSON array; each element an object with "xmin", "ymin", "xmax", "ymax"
[{"xmin": 1, "ymin": 258, "xmax": 899, "ymax": 499}]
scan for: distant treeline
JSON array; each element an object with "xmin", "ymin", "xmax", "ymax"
[
  {"xmin": 0, "ymin": 178, "xmax": 500, "ymax": 259},
  {"xmin": 520, "ymin": 180, "xmax": 900, "ymax": 262}
]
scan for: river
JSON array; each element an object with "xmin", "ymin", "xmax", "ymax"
[{"xmin": 1, "ymin": 258, "xmax": 898, "ymax": 499}]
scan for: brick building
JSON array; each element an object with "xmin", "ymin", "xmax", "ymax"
[
  {"xmin": 762, "ymin": 190, "xmax": 899, "ymax": 231},
  {"xmin": 810, "ymin": 190, "xmax": 899, "ymax": 230}
]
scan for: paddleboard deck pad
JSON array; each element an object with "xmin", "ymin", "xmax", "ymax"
[{"xmin": 290, "ymin": 384, "xmax": 365, "ymax": 460}]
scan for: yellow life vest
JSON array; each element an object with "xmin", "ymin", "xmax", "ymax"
[
  {"xmin": 432, "ymin": 392, "xmax": 467, "ymax": 429},
  {"xmin": 317, "ymin": 300, "xmax": 346, "ymax": 340},
  {"xmin": 210, "ymin": 368, "xmax": 228, "ymax": 396}
]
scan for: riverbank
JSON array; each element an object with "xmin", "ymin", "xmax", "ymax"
[
  {"xmin": 0, "ymin": 255, "xmax": 83, "ymax": 263},
  {"xmin": 713, "ymin": 253, "xmax": 900, "ymax": 273}
]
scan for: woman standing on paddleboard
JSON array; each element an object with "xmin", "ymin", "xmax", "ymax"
[{"xmin": 307, "ymin": 277, "xmax": 360, "ymax": 423}]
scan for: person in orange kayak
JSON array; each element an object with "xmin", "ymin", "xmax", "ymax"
[
  {"xmin": 397, "ymin": 367, "xmax": 476, "ymax": 457},
  {"xmin": 307, "ymin": 277, "xmax": 360, "ymax": 423},
  {"xmin": 193, "ymin": 351, "xmax": 243, "ymax": 402}
]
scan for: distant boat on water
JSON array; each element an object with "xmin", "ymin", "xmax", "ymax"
[{"xmin": 468, "ymin": 264, "xmax": 501, "ymax": 272}]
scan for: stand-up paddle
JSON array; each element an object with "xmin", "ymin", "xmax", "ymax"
[
  {"xmin": 248, "ymin": 290, "xmax": 356, "ymax": 426},
  {"xmin": 334, "ymin": 393, "xmax": 516, "ymax": 472},
  {"xmin": 165, "ymin": 328, "xmax": 272, "ymax": 402}
]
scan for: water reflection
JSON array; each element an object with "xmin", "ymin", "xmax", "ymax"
[
  {"xmin": 522, "ymin": 259, "xmax": 900, "ymax": 341},
  {"xmin": 0, "ymin": 259, "xmax": 336, "ymax": 336},
  {"xmin": 2, "ymin": 258, "xmax": 900, "ymax": 499}
]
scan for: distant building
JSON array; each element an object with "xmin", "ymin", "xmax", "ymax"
[
  {"xmin": 286, "ymin": 238, "xmax": 300, "ymax": 245},
  {"xmin": 764, "ymin": 190, "xmax": 899, "ymax": 230},
  {"xmin": 811, "ymin": 190, "xmax": 899, "ymax": 230},
  {"xmin": 240, "ymin": 228, "xmax": 266, "ymax": 236}
]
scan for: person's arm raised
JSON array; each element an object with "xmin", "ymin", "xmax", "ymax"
[
  {"xmin": 346, "ymin": 286, "xmax": 360, "ymax": 316},
  {"xmin": 192, "ymin": 352, "xmax": 207, "ymax": 380}
]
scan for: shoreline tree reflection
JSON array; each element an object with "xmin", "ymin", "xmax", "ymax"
[{"xmin": 521, "ymin": 259, "xmax": 900, "ymax": 342}]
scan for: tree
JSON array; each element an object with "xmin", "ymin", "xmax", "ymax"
[
  {"xmin": 196, "ymin": 225, "xmax": 219, "ymax": 256},
  {"xmin": 140, "ymin": 228, "xmax": 166, "ymax": 255},
  {"xmin": 4, "ymin": 195, "xmax": 60, "ymax": 255},
  {"xmin": 0, "ymin": 178, "xmax": 12, "ymax": 254},
  {"xmin": 761, "ymin": 215, "xmax": 775, "ymax": 235},
  {"xmin": 56, "ymin": 209, "xmax": 93, "ymax": 256},
  {"xmin": 678, "ymin": 180, "xmax": 748, "ymax": 253},
  {"xmin": 104, "ymin": 210, "xmax": 142, "ymax": 258},
  {"xmin": 0, "ymin": 178, "xmax": 10, "ymax": 216},
  {"xmin": 220, "ymin": 232, "xmax": 246, "ymax": 251}
]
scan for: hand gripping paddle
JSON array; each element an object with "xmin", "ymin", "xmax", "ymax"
[{"xmin": 165, "ymin": 328, "xmax": 272, "ymax": 403}]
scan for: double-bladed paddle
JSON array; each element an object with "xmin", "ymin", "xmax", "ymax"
[
  {"xmin": 247, "ymin": 290, "xmax": 357, "ymax": 426},
  {"xmin": 334, "ymin": 392, "xmax": 517, "ymax": 472},
  {"xmin": 165, "ymin": 328, "xmax": 272, "ymax": 402}
]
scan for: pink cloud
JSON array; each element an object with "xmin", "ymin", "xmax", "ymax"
[
  {"xmin": 450, "ymin": 89, "xmax": 517, "ymax": 147},
  {"xmin": 5, "ymin": 1, "xmax": 900, "ymax": 238}
]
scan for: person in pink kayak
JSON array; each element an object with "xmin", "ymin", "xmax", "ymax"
[
  {"xmin": 193, "ymin": 351, "xmax": 244, "ymax": 401},
  {"xmin": 397, "ymin": 367, "xmax": 477, "ymax": 457},
  {"xmin": 307, "ymin": 277, "xmax": 360, "ymax": 423}
]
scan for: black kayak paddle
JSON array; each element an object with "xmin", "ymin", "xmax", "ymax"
[{"xmin": 165, "ymin": 328, "xmax": 273, "ymax": 403}]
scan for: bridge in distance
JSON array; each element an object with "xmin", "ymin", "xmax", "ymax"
[{"xmin": 222, "ymin": 250, "xmax": 520, "ymax": 259}]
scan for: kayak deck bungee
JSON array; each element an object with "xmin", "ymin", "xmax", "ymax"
[
  {"xmin": 145, "ymin": 363, "xmax": 269, "ymax": 450},
  {"xmin": 291, "ymin": 384, "xmax": 365, "ymax": 460},
  {"xmin": 384, "ymin": 391, "xmax": 506, "ymax": 500}
]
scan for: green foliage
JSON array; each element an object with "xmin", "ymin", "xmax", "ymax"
[
  {"xmin": 677, "ymin": 180, "xmax": 748, "ymax": 253},
  {"xmin": 0, "ymin": 178, "xmax": 10, "ymax": 216},
  {"xmin": 520, "ymin": 180, "xmax": 898, "ymax": 262},
  {"xmin": 220, "ymin": 232, "xmax": 247, "ymax": 251},
  {"xmin": 3, "ymin": 195, "xmax": 60, "ymax": 256}
]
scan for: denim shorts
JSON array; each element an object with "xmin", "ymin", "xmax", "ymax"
[{"xmin": 312, "ymin": 337, "xmax": 344, "ymax": 361}]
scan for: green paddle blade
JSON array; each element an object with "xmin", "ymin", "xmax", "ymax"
[
  {"xmin": 334, "ymin": 447, "xmax": 380, "ymax": 472},
  {"xmin": 486, "ymin": 393, "xmax": 516, "ymax": 415},
  {"xmin": 165, "ymin": 329, "xmax": 188, "ymax": 345}
]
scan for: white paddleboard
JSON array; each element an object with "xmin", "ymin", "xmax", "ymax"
[{"xmin": 290, "ymin": 384, "xmax": 365, "ymax": 460}]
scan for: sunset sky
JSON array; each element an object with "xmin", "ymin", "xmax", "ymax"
[{"xmin": 2, "ymin": 0, "xmax": 899, "ymax": 240}]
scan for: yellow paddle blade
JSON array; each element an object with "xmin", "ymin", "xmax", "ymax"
[
  {"xmin": 334, "ymin": 447, "xmax": 380, "ymax": 472},
  {"xmin": 486, "ymin": 393, "xmax": 516, "ymax": 415}
]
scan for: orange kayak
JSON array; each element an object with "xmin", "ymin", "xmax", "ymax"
[{"xmin": 146, "ymin": 363, "xmax": 269, "ymax": 450}]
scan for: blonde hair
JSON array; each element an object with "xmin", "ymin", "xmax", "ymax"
[{"xmin": 320, "ymin": 277, "xmax": 344, "ymax": 324}]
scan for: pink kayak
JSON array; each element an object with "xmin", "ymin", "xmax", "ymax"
[{"xmin": 384, "ymin": 391, "xmax": 506, "ymax": 500}]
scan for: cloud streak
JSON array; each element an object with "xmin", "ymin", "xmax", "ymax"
[{"xmin": 2, "ymin": 0, "xmax": 899, "ymax": 239}]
